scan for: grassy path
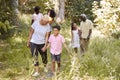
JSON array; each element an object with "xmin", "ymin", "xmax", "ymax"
[{"xmin": 0, "ymin": 14, "xmax": 120, "ymax": 80}]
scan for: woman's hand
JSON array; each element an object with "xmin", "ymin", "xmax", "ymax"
[
  {"xmin": 27, "ymin": 41, "xmax": 30, "ymax": 48},
  {"xmin": 41, "ymin": 46, "xmax": 46, "ymax": 52}
]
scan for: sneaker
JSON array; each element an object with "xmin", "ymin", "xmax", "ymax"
[
  {"xmin": 32, "ymin": 72, "xmax": 40, "ymax": 77},
  {"xmin": 44, "ymin": 67, "xmax": 48, "ymax": 73}
]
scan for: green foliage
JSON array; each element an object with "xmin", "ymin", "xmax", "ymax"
[
  {"xmin": 92, "ymin": 0, "xmax": 120, "ymax": 37},
  {"xmin": 0, "ymin": 0, "xmax": 17, "ymax": 35},
  {"xmin": 55, "ymin": 38, "xmax": 120, "ymax": 80},
  {"xmin": 0, "ymin": 0, "xmax": 16, "ymax": 23},
  {"xmin": 65, "ymin": 0, "xmax": 96, "ymax": 23},
  {"xmin": 19, "ymin": 0, "xmax": 54, "ymax": 14},
  {"xmin": 0, "ymin": 21, "xmax": 11, "ymax": 35},
  {"xmin": 0, "ymin": 14, "xmax": 120, "ymax": 80}
]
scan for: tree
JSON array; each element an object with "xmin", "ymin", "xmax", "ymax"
[
  {"xmin": 18, "ymin": 0, "xmax": 53, "ymax": 14},
  {"xmin": 92, "ymin": 0, "xmax": 120, "ymax": 37},
  {"xmin": 0, "ymin": 0, "xmax": 16, "ymax": 35},
  {"xmin": 50, "ymin": 0, "xmax": 65, "ymax": 22},
  {"xmin": 65, "ymin": 0, "xmax": 96, "ymax": 23}
]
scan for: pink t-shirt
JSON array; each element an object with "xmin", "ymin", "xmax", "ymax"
[{"xmin": 48, "ymin": 34, "xmax": 65, "ymax": 55}]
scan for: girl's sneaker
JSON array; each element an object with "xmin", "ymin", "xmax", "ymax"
[{"xmin": 32, "ymin": 72, "xmax": 40, "ymax": 77}]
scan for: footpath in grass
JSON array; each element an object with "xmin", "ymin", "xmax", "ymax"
[{"xmin": 0, "ymin": 14, "xmax": 120, "ymax": 80}]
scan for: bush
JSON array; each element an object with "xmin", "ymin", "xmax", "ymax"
[
  {"xmin": 65, "ymin": 0, "xmax": 96, "ymax": 22},
  {"xmin": 92, "ymin": 0, "xmax": 120, "ymax": 37},
  {"xmin": 19, "ymin": 0, "xmax": 53, "ymax": 14},
  {"xmin": 53, "ymin": 38, "xmax": 120, "ymax": 80},
  {"xmin": 0, "ymin": 21, "xmax": 11, "ymax": 35}
]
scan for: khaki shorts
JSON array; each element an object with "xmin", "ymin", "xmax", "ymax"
[{"xmin": 80, "ymin": 38, "xmax": 89, "ymax": 53}]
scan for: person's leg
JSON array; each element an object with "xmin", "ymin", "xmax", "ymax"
[
  {"xmin": 50, "ymin": 53, "xmax": 56, "ymax": 73},
  {"xmin": 57, "ymin": 62, "xmax": 61, "ymax": 71},
  {"xmin": 30, "ymin": 43, "xmax": 39, "ymax": 76},
  {"xmin": 38, "ymin": 44, "xmax": 48, "ymax": 67},
  {"xmin": 40, "ymin": 50, "xmax": 48, "ymax": 67},
  {"xmin": 80, "ymin": 39, "xmax": 85, "ymax": 54},
  {"xmin": 74, "ymin": 48, "xmax": 78, "ymax": 53},
  {"xmin": 56, "ymin": 54, "xmax": 61, "ymax": 71},
  {"xmin": 52, "ymin": 61, "xmax": 55, "ymax": 72},
  {"xmin": 38, "ymin": 44, "xmax": 48, "ymax": 72},
  {"xmin": 84, "ymin": 40, "xmax": 89, "ymax": 52}
]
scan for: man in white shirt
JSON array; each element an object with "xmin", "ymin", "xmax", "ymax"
[{"xmin": 79, "ymin": 14, "xmax": 93, "ymax": 55}]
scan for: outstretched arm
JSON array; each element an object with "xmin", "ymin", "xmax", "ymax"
[
  {"xmin": 63, "ymin": 43, "xmax": 71, "ymax": 54},
  {"xmin": 41, "ymin": 32, "xmax": 49, "ymax": 51},
  {"xmin": 27, "ymin": 27, "xmax": 34, "ymax": 48}
]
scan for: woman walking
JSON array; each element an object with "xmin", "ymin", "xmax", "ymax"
[{"xmin": 27, "ymin": 15, "xmax": 51, "ymax": 76}]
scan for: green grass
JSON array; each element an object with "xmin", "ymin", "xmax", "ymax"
[{"xmin": 0, "ymin": 14, "xmax": 120, "ymax": 80}]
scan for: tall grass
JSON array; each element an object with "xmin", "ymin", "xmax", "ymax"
[
  {"xmin": 0, "ymin": 14, "xmax": 120, "ymax": 80},
  {"xmin": 51, "ymin": 38, "xmax": 120, "ymax": 80}
]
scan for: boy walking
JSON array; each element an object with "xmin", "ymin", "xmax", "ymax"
[{"xmin": 43, "ymin": 25, "xmax": 70, "ymax": 75}]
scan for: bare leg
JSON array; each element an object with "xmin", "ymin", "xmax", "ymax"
[
  {"xmin": 33, "ymin": 57, "xmax": 39, "ymax": 73},
  {"xmin": 34, "ymin": 66, "xmax": 39, "ymax": 73},
  {"xmin": 52, "ymin": 61, "xmax": 55, "ymax": 73},
  {"xmin": 80, "ymin": 45, "xmax": 84, "ymax": 54},
  {"xmin": 57, "ymin": 61, "xmax": 61, "ymax": 71}
]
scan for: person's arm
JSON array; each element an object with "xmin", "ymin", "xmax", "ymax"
[
  {"xmin": 42, "ymin": 42, "xmax": 50, "ymax": 52},
  {"xmin": 78, "ymin": 29, "xmax": 82, "ymax": 39},
  {"xmin": 41, "ymin": 32, "xmax": 49, "ymax": 51},
  {"xmin": 31, "ymin": 19, "xmax": 34, "ymax": 24},
  {"xmin": 79, "ymin": 29, "xmax": 82, "ymax": 39},
  {"xmin": 87, "ymin": 21, "xmax": 93, "ymax": 40},
  {"xmin": 27, "ymin": 27, "xmax": 34, "ymax": 47},
  {"xmin": 71, "ymin": 31, "xmax": 73, "ymax": 42},
  {"xmin": 87, "ymin": 29, "xmax": 92, "ymax": 40},
  {"xmin": 79, "ymin": 23, "xmax": 82, "ymax": 39},
  {"xmin": 31, "ymin": 14, "xmax": 35, "ymax": 24},
  {"xmin": 63, "ymin": 43, "xmax": 71, "ymax": 54}
]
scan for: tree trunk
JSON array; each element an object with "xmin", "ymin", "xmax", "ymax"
[
  {"xmin": 12, "ymin": 0, "xmax": 19, "ymax": 26},
  {"xmin": 19, "ymin": 0, "xmax": 28, "ymax": 5},
  {"xmin": 14, "ymin": 0, "xmax": 19, "ymax": 14},
  {"xmin": 51, "ymin": 0, "xmax": 65, "ymax": 23},
  {"xmin": 58, "ymin": 0, "xmax": 65, "ymax": 22}
]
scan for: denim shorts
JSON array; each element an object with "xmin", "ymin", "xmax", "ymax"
[{"xmin": 51, "ymin": 53, "xmax": 61, "ymax": 62}]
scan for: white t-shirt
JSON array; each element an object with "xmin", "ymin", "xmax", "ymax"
[
  {"xmin": 30, "ymin": 21, "xmax": 51, "ymax": 44},
  {"xmin": 80, "ymin": 19, "xmax": 93, "ymax": 38},
  {"xmin": 32, "ymin": 13, "xmax": 43, "ymax": 22}
]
